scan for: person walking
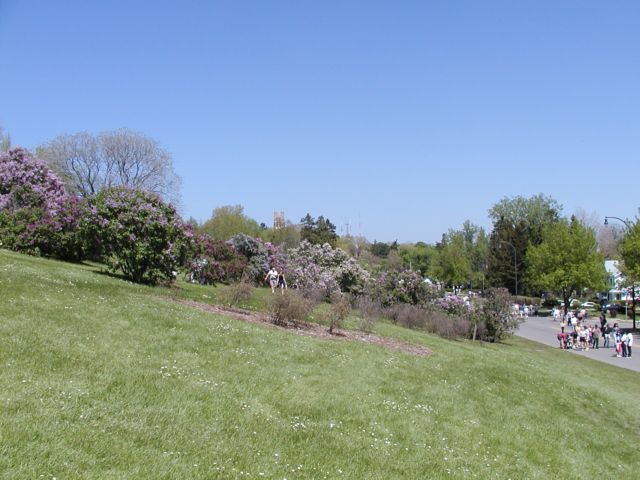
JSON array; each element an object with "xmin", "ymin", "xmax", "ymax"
[
  {"xmin": 603, "ymin": 322, "xmax": 611, "ymax": 349},
  {"xmin": 276, "ymin": 271, "xmax": 287, "ymax": 295},
  {"xmin": 264, "ymin": 267, "xmax": 278, "ymax": 294},
  {"xmin": 591, "ymin": 324, "xmax": 600, "ymax": 349}
]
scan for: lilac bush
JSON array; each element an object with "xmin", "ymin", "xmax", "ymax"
[
  {"xmin": 227, "ymin": 233, "xmax": 284, "ymax": 284},
  {"xmin": 0, "ymin": 148, "xmax": 87, "ymax": 260},
  {"xmin": 372, "ymin": 269, "xmax": 438, "ymax": 306},
  {"xmin": 185, "ymin": 233, "xmax": 247, "ymax": 284},
  {"xmin": 286, "ymin": 241, "xmax": 370, "ymax": 297},
  {"xmin": 87, "ymin": 187, "xmax": 188, "ymax": 284},
  {"xmin": 434, "ymin": 294, "xmax": 471, "ymax": 316},
  {"xmin": 0, "ymin": 147, "xmax": 66, "ymax": 213}
]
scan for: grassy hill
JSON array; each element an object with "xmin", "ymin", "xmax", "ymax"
[{"xmin": 1, "ymin": 249, "xmax": 639, "ymax": 479}]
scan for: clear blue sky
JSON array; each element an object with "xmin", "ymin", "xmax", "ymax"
[{"xmin": 1, "ymin": 0, "xmax": 638, "ymax": 243}]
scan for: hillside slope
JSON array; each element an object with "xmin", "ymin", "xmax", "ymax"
[{"xmin": 1, "ymin": 250, "xmax": 639, "ymax": 479}]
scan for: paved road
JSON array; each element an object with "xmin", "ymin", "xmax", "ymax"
[{"xmin": 515, "ymin": 316, "xmax": 640, "ymax": 373}]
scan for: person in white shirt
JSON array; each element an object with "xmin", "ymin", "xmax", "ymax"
[{"xmin": 264, "ymin": 267, "xmax": 278, "ymax": 293}]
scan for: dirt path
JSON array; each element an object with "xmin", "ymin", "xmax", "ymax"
[{"xmin": 171, "ymin": 298, "xmax": 432, "ymax": 357}]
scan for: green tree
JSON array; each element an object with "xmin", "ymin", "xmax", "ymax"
[
  {"xmin": 488, "ymin": 194, "xmax": 562, "ymax": 295},
  {"xmin": 431, "ymin": 221, "xmax": 487, "ymax": 289},
  {"xmin": 370, "ymin": 240, "xmax": 397, "ymax": 258},
  {"xmin": 431, "ymin": 232, "xmax": 473, "ymax": 288},
  {"xmin": 261, "ymin": 222, "xmax": 301, "ymax": 249},
  {"xmin": 619, "ymin": 219, "xmax": 640, "ymax": 328},
  {"xmin": 300, "ymin": 213, "xmax": 338, "ymax": 247},
  {"xmin": 489, "ymin": 193, "xmax": 562, "ymax": 245},
  {"xmin": 487, "ymin": 217, "xmax": 528, "ymax": 295},
  {"xmin": 398, "ymin": 241, "xmax": 436, "ymax": 277},
  {"xmin": 201, "ymin": 205, "xmax": 261, "ymax": 241},
  {"xmin": 527, "ymin": 216, "xmax": 606, "ymax": 313}
]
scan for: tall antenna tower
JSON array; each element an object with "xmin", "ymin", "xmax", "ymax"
[{"xmin": 273, "ymin": 211, "xmax": 285, "ymax": 229}]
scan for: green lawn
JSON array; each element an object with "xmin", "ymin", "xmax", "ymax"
[{"xmin": 1, "ymin": 249, "xmax": 639, "ymax": 479}]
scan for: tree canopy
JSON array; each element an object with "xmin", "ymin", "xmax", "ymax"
[
  {"xmin": 300, "ymin": 213, "xmax": 338, "ymax": 247},
  {"xmin": 431, "ymin": 221, "xmax": 487, "ymax": 289},
  {"xmin": 619, "ymin": 219, "xmax": 640, "ymax": 327},
  {"xmin": 526, "ymin": 216, "xmax": 606, "ymax": 312},
  {"xmin": 200, "ymin": 205, "xmax": 261, "ymax": 242}
]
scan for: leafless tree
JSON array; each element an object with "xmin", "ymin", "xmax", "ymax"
[
  {"xmin": 573, "ymin": 208, "xmax": 622, "ymax": 259},
  {"xmin": 38, "ymin": 128, "xmax": 181, "ymax": 205}
]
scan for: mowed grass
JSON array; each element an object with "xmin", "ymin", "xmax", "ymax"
[{"xmin": 1, "ymin": 250, "xmax": 639, "ymax": 479}]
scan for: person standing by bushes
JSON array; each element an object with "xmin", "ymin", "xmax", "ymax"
[
  {"xmin": 265, "ymin": 266, "xmax": 278, "ymax": 293},
  {"xmin": 277, "ymin": 271, "xmax": 287, "ymax": 295},
  {"xmin": 626, "ymin": 332, "xmax": 633, "ymax": 357}
]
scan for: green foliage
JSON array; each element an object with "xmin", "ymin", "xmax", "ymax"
[
  {"xmin": 431, "ymin": 221, "xmax": 487, "ymax": 289},
  {"xmin": 619, "ymin": 219, "xmax": 640, "ymax": 323},
  {"xmin": 526, "ymin": 217, "xmax": 607, "ymax": 312},
  {"xmin": 200, "ymin": 204, "xmax": 261, "ymax": 241},
  {"xmin": 398, "ymin": 241, "xmax": 436, "ymax": 276},
  {"xmin": 370, "ymin": 240, "xmax": 397, "ymax": 258},
  {"xmin": 89, "ymin": 187, "xmax": 187, "ymax": 284},
  {"xmin": 300, "ymin": 213, "xmax": 338, "ymax": 247},
  {"xmin": 260, "ymin": 223, "xmax": 301, "ymax": 249},
  {"xmin": 620, "ymin": 220, "xmax": 640, "ymax": 280},
  {"xmin": 488, "ymin": 193, "xmax": 562, "ymax": 246},
  {"xmin": 487, "ymin": 216, "xmax": 528, "ymax": 294},
  {"xmin": 488, "ymin": 194, "xmax": 562, "ymax": 294}
]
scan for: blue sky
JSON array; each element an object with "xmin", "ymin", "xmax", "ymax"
[{"xmin": 1, "ymin": 0, "xmax": 638, "ymax": 243}]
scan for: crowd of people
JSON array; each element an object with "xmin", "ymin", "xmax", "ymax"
[{"xmin": 555, "ymin": 310, "xmax": 633, "ymax": 358}]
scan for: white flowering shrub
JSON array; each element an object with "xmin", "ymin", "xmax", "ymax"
[{"xmin": 286, "ymin": 241, "xmax": 370, "ymax": 297}]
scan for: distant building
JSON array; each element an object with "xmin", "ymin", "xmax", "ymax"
[
  {"xmin": 605, "ymin": 259, "xmax": 638, "ymax": 301},
  {"xmin": 273, "ymin": 211, "xmax": 285, "ymax": 229}
]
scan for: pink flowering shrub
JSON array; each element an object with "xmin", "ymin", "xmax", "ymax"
[
  {"xmin": 0, "ymin": 148, "xmax": 87, "ymax": 260},
  {"xmin": 184, "ymin": 233, "xmax": 247, "ymax": 284},
  {"xmin": 434, "ymin": 294, "xmax": 470, "ymax": 316},
  {"xmin": 87, "ymin": 187, "xmax": 188, "ymax": 284}
]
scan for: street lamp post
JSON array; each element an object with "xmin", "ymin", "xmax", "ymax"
[{"xmin": 604, "ymin": 216, "xmax": 632, "ymax": 229}]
